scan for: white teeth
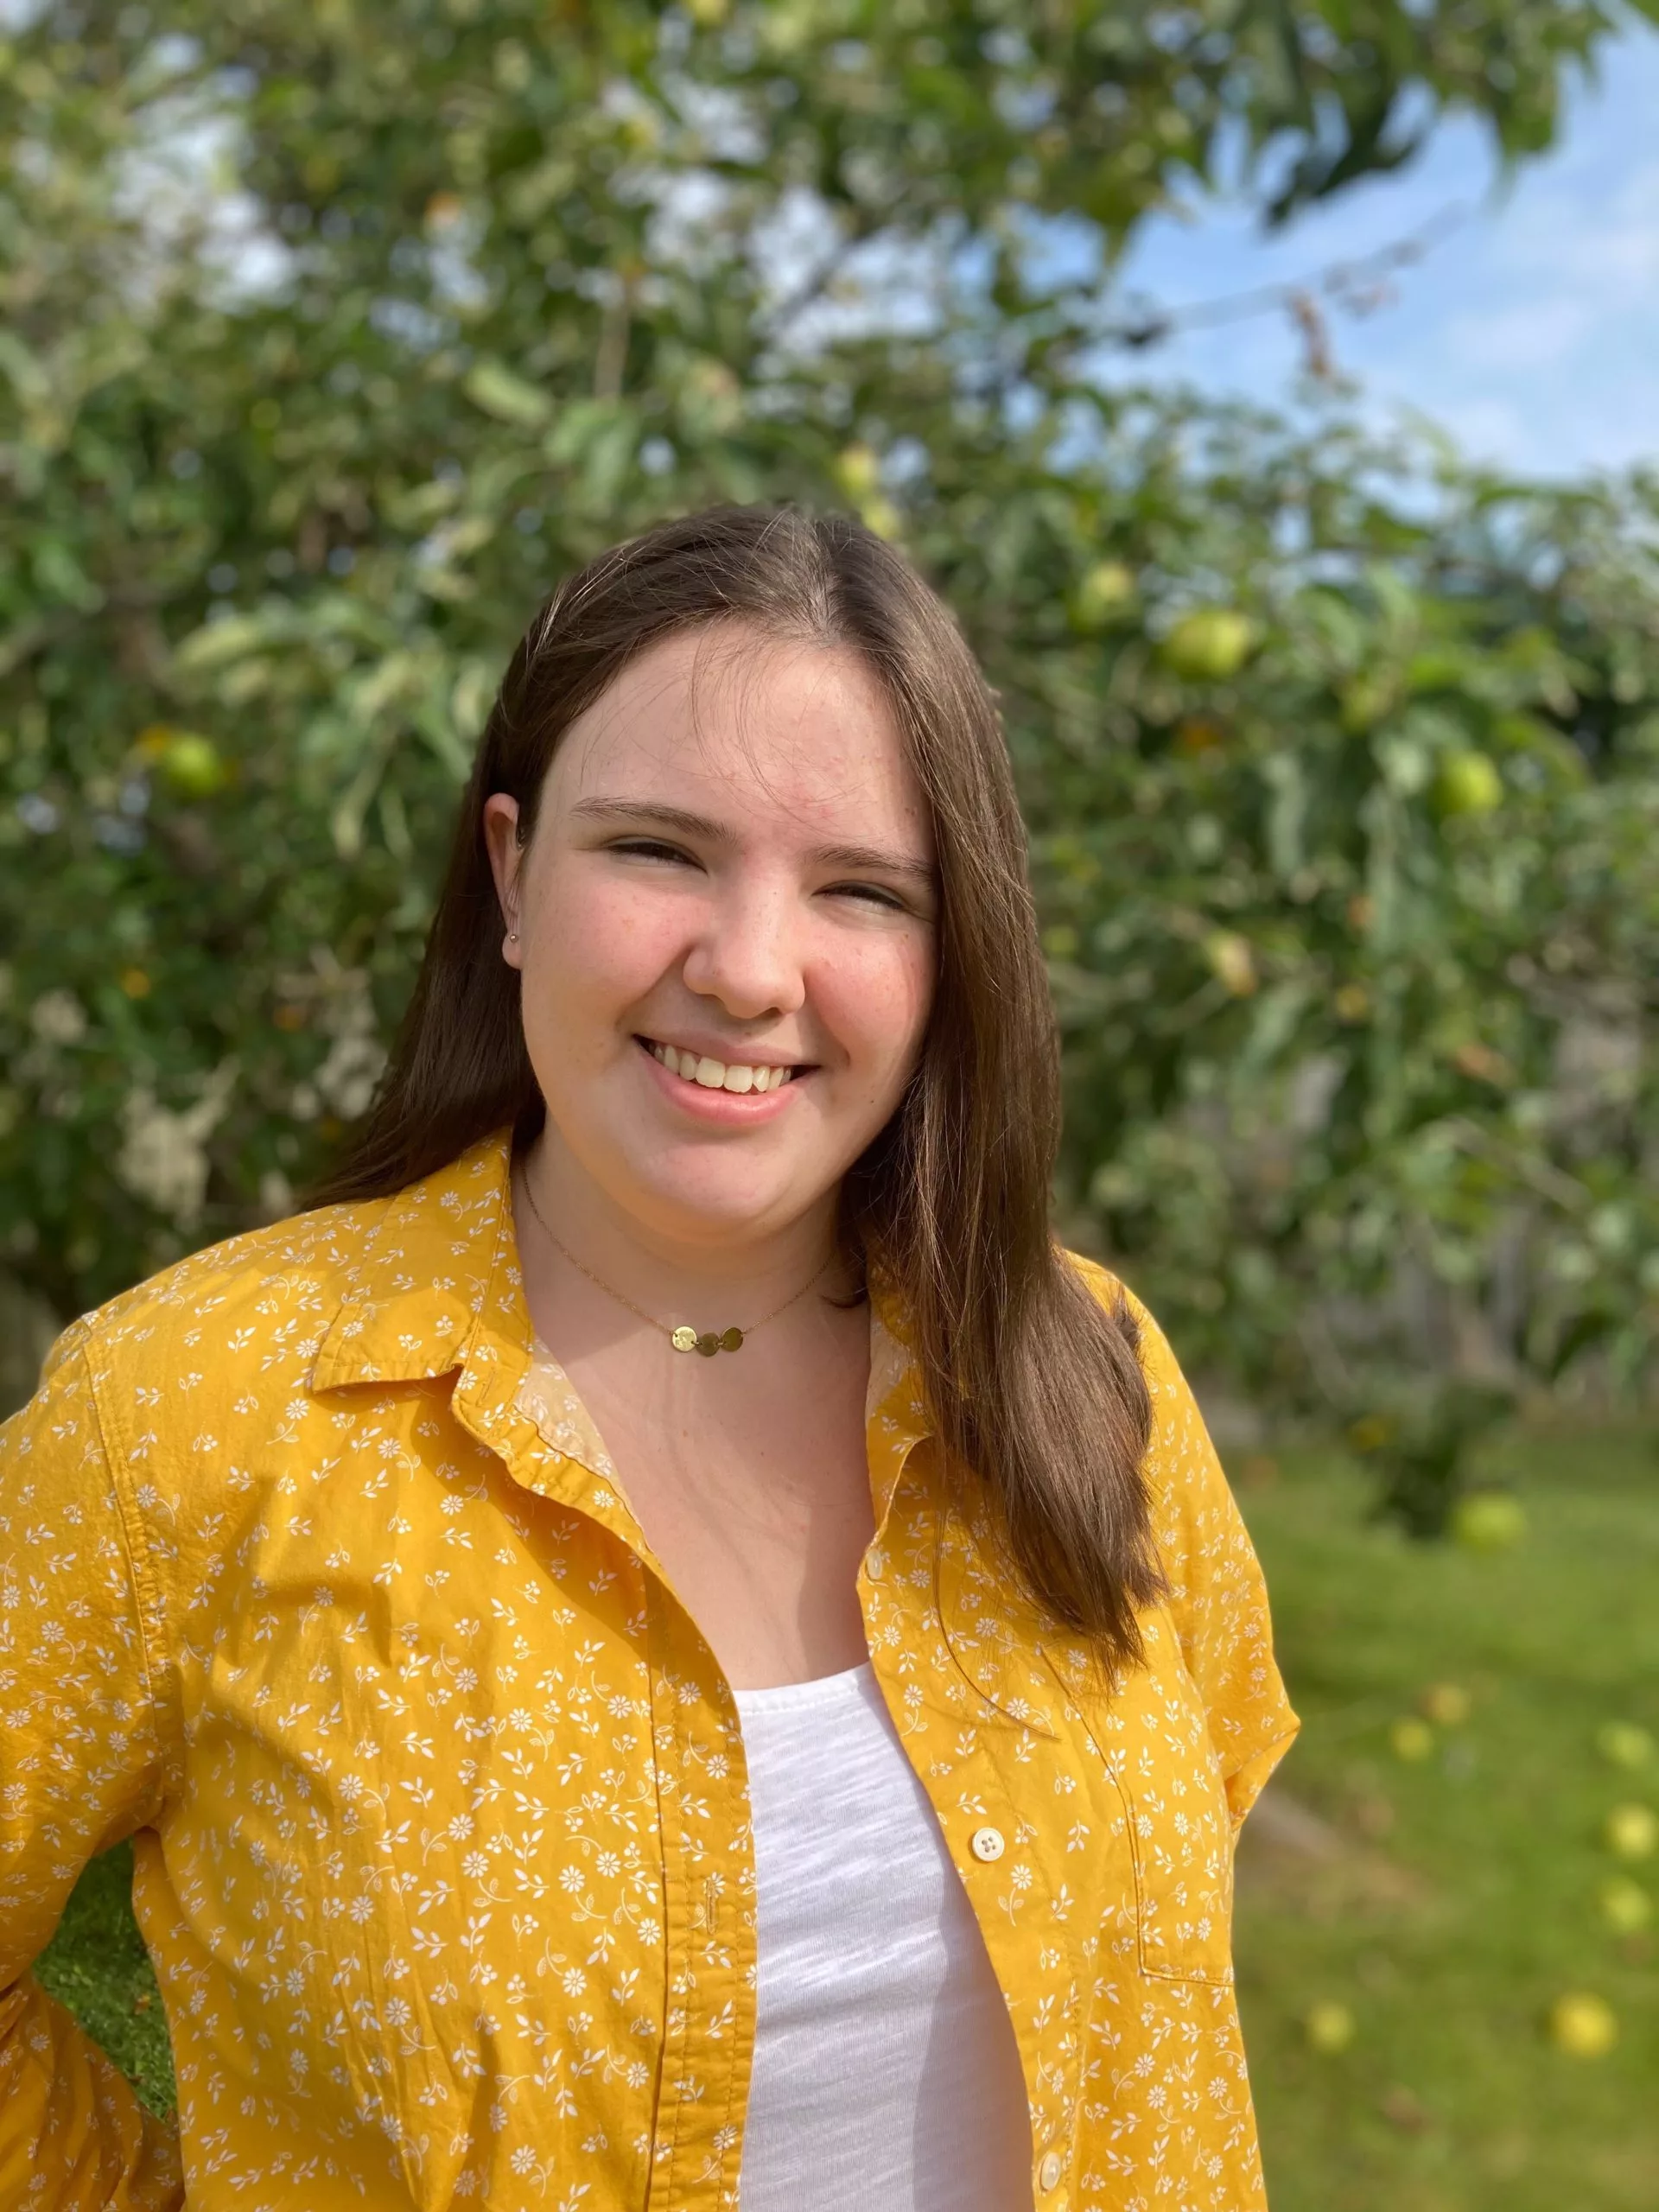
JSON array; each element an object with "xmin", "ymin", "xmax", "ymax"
[{"xmin": 649, "ymin": 1039, "xmax": 793, "ymax": 1091}]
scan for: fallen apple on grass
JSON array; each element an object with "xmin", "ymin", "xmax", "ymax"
[
  {"xmin": 1599, "ymin": 1877, "xmax": 1652, "ymax": 1935},
  {"xmin": 1596, "ymin": 1720, "xmax": 1655, "ymax": 1771},
  {"xmin": 1389, "ymin": 1717, "xmax": 1434, "ymax": 1763},
  {"xmin": 1548, "ymin": 1992, "xmax": 1618, "ymax": 2057},
  {"xmin": 1303, "ymin": 2000, "xmax": 1356, "ymax": 2054},
  {"xmin": 1604, "ymin": 1803, "xmax": 1657, "ymax": 1861}
]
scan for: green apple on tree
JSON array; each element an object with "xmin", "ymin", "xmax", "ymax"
[
  {"xmin": 1160, "ymin": 607, "xmax": 1257, "ymax": 683},
  {"xmin": 157, "ymin": 733, "xmax": 228, "ymax": 801},
  {"xmin": 1433, "ymin": 749, "xmax": 1504, "ymax": 817}
]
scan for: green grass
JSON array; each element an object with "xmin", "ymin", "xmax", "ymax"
[
  {"xmin": 1231, "ymin": 1425, "xmax": 1659, "ymax": 2212},
  {"xmin": 35, "ymin": 1428, "xmax": 1659, "ymax": 2202},
  {"xmin": 35, "ymin": 1839, "xmax": 175, "ymax": 2117}
]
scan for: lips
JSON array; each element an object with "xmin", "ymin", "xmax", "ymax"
[{"xmin": 639, "ymin": 1036, "xmax": 804, "ymax": 1096}]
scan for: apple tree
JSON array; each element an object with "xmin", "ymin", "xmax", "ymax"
[{"xmin": 3, "ymin": 0, "xmax": 1657, "ymax": 1519}]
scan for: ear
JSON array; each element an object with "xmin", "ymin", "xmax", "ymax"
[{"xmin": 481, "ymin": 794, "xmax": 525, "ymax": 969}]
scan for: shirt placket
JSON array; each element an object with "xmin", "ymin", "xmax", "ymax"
[
  {"xmin": 642, "ymin": 1578, "xmax": 754, "ymax": 2212},
  {"xmin": 864, "ymin": 1440, "xmax": 1090, "ymax": 2212},
  {"xmin": 453, "ymin": 1331, "xmax": 757, "ymax": 2212}
]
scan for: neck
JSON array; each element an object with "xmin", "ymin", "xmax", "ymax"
[{"xmin": 517, "ymin": 1126, "xmax": 853, "ymax": 1331}]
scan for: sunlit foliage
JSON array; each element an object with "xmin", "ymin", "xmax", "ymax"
[{"xmin": 3, "ymin": 0, "xmax": 1656, "ymax": 1466}]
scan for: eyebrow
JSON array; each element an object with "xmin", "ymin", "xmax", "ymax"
[{"xmin": 569, "ymin": 797, "xmax": 939, "ymax": 891}]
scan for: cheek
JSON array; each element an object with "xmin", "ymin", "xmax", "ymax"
[
  {"xmin": 813, "ymin": 929, "xmax": 935, "ymax": 1086},
  {"xmin": 528, "ymin": 873, "xmax": 682, "ymax": 1030}
]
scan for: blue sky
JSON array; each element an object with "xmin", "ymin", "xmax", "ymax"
[{"xmin": 1105, "ymin": 25, "xmax": 1659, "ymax": 481}]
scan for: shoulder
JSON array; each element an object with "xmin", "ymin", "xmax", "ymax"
[
  {"xmin": 3, "ymin": 1196, "xmax": 400, "ymax": 1572},
  {"xmin": 1058, "ymin": 1246, "xmax": 1226, "ymax": 1516},
  {"xmin": 45, "ymin": 1194, "xmax": 397, "ymax": 1406},
  {"xmin": 1058, "ymin": 1255, "xmax": 1298, "ymax": 1806},
  {"xmin": 1058, "ymin": 1247, "xmax": 1185, "ymax": 1396}
]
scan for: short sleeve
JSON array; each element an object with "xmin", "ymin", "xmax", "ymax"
[{"xmin": 1120, "ymin": 1285, "xmax": 1300, "ymax": 1824}]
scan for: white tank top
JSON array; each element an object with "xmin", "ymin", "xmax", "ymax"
[{"xmin": 734, "ymin": 1662, "xmax": 1033, "ymax": 2211}]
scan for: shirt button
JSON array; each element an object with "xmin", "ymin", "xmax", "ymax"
[
  {"xmin": 1039, "ymin": 2150, "xmax": 1065, "ymax": 2190},
  {"xmin": 969, "ymin": 1826, "xmax": 1005, "ymax": 1863}
]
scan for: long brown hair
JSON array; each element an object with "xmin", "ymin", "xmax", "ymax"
[{"xmin": 314, "ymin": 505, "xmax": 1161, "ymax": 1664}]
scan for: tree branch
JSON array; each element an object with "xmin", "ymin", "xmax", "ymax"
[{"xmin": 1088, "ymin": 200, "xmax": 1469, "ymax": 367}]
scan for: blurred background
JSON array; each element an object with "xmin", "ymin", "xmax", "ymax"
[{"xmin": 3, "ymin": 0, "xmax": 1656, "ymax": 2202}]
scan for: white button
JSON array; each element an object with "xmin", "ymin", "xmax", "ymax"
[
  {"xmin": 1039, "ymin": 2150, "xmax": 1064, "ymax": 2190},
  {"xmin": 969, "ymin": 1825, "xmax": 1005, "ymax": 1863}
]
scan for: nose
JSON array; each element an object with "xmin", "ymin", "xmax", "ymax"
[{"xmin": 680, "ymin": 876, "xmax": 807, "ymax": 1022}]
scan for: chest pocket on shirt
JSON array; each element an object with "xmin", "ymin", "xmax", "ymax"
[{"xmin": 1069, "ymin": 1610, "xmax": 1238, "ymax": 1986}]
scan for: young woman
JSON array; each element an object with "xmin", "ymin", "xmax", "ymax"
[{"xmin": 0, "ymin": 505, "xmax": 1297, "ymax": 2211}]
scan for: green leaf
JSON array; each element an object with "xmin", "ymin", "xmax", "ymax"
[{"xmin": 462, "ymin": 359, "xmax": 555, "ymax": 429}]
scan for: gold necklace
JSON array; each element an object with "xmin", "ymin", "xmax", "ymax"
[{"xmin": 518, "ymin": 1169, "xmax": 836, "ymax": 1356}]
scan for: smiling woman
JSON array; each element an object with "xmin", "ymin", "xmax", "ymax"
[{"xmin": 0, "ymin": 505, "xmax": 1297, "ymax": 2212}]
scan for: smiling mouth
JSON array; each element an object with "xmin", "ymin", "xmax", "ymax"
[{"xmin": 638, "ymin": 1035, "xmax": 804, "ymax": 1096}]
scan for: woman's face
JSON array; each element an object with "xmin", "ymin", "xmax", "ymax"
[{"xmin": 484, "ymin": 625, "xmax": 938, "ymax": 1255}]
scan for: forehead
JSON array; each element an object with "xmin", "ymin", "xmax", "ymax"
[{"xmin": 545, "ymin": 625, "xmax": 931, "ymax": 842}]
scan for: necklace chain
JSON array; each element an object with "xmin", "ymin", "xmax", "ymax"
[{"xmin": 518, "ymin": 1170, "xmax": 835, "ymax": 1357}]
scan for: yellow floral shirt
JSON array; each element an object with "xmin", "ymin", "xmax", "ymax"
[{"xmin": 0, "ymin": 1130, "xmax": 1297, "ymax": 2212}]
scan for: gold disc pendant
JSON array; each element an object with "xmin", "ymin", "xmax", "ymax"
[{"xmin": 671, "ymin": 1325, "xmax": 746, "ymax": 1355}]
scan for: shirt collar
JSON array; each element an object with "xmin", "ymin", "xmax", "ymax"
[
  {"xmin": 309, "ymin": 1128, "xmax": 934, "ymax": 1510},
  {"xmin": 310, "ymin": 1130, "xmax": 524, "ymax": 1390}
]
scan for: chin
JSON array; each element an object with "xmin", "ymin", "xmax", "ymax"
[
  {"xmin": 641, "ymin": 1175, "xmax": 800, "ymax": 1231},
  {"xmin": 622, "ymin": 1158, "xmax": 815, "ymax": 1236}
]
